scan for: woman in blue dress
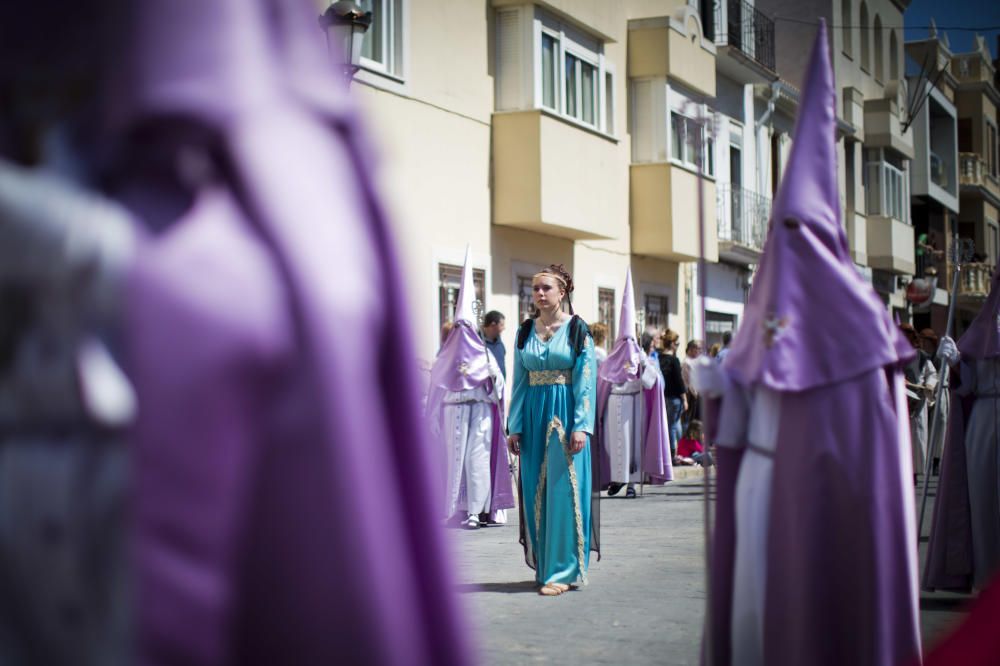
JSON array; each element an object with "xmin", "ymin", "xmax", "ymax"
[{"xmin": 507, "ymin": 264, "xmax": 598, "ymax": 596}]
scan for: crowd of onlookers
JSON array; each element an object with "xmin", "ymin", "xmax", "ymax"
[{"xmin": 590, "ymin": 323, "xmax": 731, "ymax": 468}]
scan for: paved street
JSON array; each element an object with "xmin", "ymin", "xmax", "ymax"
[{"xmin": 450, "ymin": 476, "xmax": 972, "ymax": 665}]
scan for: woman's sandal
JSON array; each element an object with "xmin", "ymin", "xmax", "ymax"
[{"xmin": 539, "ymin": 582, "xmax": 571, "ymax": 596}]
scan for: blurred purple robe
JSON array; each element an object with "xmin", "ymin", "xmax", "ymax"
[
  {"xmin": 103, "ymin": 0, "xmax": 472, "ymax": 663},
  {"xmin": 924, "ymin": 256, "xmax": 1000, "ymax": 592},
  {"xmin": 705, "ymin": 22, "xmax": 920, "ymax": 666}
]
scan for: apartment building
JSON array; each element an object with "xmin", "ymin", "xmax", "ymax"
[
  {"xmin": 905, "ymin": 28, "xmax": 959, "ymax": 331},
  {"xmin": 692, "ymin": 0, "xmax": 796, "ymax": 347},
  {"xmin": 758, "ymin": 0, "xmax": 915, "ymax": 313},
  {"xmin": 335, "ymin": 0, "xmax": 721, "ymax": 370},
  {"xmin": 949, "ymin": 35, "xmax": 1000, "ymax": 332}
]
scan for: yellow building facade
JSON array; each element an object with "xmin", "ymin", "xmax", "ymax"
[{"xmin": 332, "ymin": 0, "xmax": 719, "ymax": 371}]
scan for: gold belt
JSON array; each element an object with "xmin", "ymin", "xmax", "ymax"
[{"xmin": 528, "ymin": 369, "xmax": 573, "ymax": 386}]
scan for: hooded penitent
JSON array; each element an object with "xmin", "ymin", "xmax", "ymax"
[
  {"xmin": 706, "ymin": 20, "xmax": 920, "ymax": 666},
  {"xmin": 426, "ymin": 246, "xmax": 515, "ymax": 518},
  {"xmin": 595, "ymin": 268, "xmax": 672, "ymax": 485},
  {"xmin": 103, "ymin": 0, "xmax": 472, "ymax": 663},
  {"xmin": 924, "ymin": 254, "xmax": 1000, "ymax": 593}
]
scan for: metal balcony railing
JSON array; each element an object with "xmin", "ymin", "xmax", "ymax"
[
  {"xmin": 711, "ymin": 0, "xmax": 776, "ymax": 72},
  {"xmin": 716, "ymin": 183, "xmax": 771, "ymax": 252}
]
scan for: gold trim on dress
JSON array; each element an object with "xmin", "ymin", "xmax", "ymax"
[
  {"xmin": 544, "ymin": 416, "xmax": 588, "ymax": 585},
  {"xmin": 529, "ymin": 369, "xmax": 573, "ymax": 386}
]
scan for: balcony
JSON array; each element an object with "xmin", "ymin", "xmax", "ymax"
[
  {"xmin": 707, "ymin": 0, "xmax": 776, "ymax": 83},
  {"xmin": 492, "ymin": 110, "xmax": 621, "ymax": 241},
  {"xmin": 951, "ymin": 261, "xmax": 993, "ymax": 302},
  {"xmin": 863, "ymin": 94, "xmax": 915, "ymax": 160},
  {"xmin": 716, "ymin": 183, "xmax": 770, "ymax": 263},
  {"xmin": 960, "ymin": 152, "xmax": 1000, "ymax": 202},
  {"xmin": 631, "ymin": 162, "xmax": 718, "ymax": 262}
]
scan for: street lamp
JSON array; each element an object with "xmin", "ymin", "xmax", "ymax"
[{"xmin": 318, "ymin": 1, "xmax": 372, "ymax": 83}]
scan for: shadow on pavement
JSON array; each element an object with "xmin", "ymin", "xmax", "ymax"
[
  {"xmin": 920, "ymin": 596, "xmax": 972, "ymax": 612},
  {"xmin": 457, "ymin": 581, "xmax": 539, "ymax": 594}
]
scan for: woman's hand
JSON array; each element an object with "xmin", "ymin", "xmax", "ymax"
[
  {"xmin": 569, "ymin": 431, "xmax": 587, "ymax": 454},
  {"xmin": 508, "ymin": 434, "xmax": 521, "ymax": 456}
]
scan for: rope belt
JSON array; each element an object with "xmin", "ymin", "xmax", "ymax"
[{"xmin": 529, "ymin": 369, "xmax": 573, "ymax": 386}]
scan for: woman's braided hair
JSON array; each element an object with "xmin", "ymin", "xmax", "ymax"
[{"xmin": 534, "ymin": 263, "xmax": 575, "ymax": 315}]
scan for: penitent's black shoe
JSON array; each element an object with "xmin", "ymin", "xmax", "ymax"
[
  {"xmin": 607, "ymin": 482, "xmax": 624, "ymax": 496},
  {"xmin": 625, "ymin": 486, "xmax": 637, "ymax": 499}
]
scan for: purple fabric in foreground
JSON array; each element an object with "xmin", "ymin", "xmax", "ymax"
[
  {"xmin": 705, "ymin": 21, "xmax": 920, "ymax": 666},
  {"xmin": 112, "ymin": 0, "xmax": 472, "ymax": 664},
  {"xmin": 957, "ymin": 255, "xmax": 1000, "ymax": 361},
  {"xmin": 923, "ymin": 388, "xmax": 975, "ymax": 592},
  {"xmin": 762, "ymin": 371, "xmax": 921, "ymax": 665}
]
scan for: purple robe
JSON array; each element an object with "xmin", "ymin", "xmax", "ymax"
[
  {"xmin": 595, "ymin": 269, "xmax": 672, "ymax": 485},
  {"xmin": 426, "ymin": 321, "xmax": 516, "ymax": 518},
  {"xmin": 924, "ymin": 256, "xmax": 1000, "ymax": 592},
  {"xmin": 107, "ymin": 0, "xmax": 472, "ymax": 663},
  {"xmin": 706, "ymin": 21, "xmax": 920, "ymax": 666}
]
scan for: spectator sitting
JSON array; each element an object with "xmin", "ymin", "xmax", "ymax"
[{"xmin": 677, "ymin": 420, "xmax": 713, "ymax": 467}]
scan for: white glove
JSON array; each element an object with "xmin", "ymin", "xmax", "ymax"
[
  {"xmin": 937, "ymin": 335, "xmax": 960, "ymax": 366},
  {"xmin": 690, "ymin": 356, "xmax": 730, "ymax": 399}
]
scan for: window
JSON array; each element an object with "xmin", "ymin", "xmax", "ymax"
[
  {"xmin": 859, "ymin": 2, "xmax": 870, "ymax": 72},
  {"xmin": 359, "ymin": 0, "xmax": 403, "ymax": 78},
  {"xmin": 670, "ymin": 111, "xmax": 714, "ymax": 175},
  {"xmin": 439, "ymin": 264, "xmax": 485, "ymax": 330},
  {"xmin": 643, "ymin": 294, "xmax": 669, "ymax": 332},
  {"xmin": 597, "ymin": 288, "xmax": 616, "ymax": 345},
  {"xmin": 845, "ymin": 141, "xmax": 856, "ymax": 213},
  {"xmin": 494, "ymin": 8, "xmax": 615, "ymax": 135},
  {"xmin": 517, "ymin": 275, "xmax": 535, "ymax": 324},
  {"xmin": 986, "ymin": 220, "xmax": 999, "ymax": 267},
  {"xmin": 873, "ymin": 15, "xmax": 884, "ymax": 82},
  {"xmin": 841, "ymin": 0, "xmax": 852, "ymax": 57},
  {"xmin": 565, "ymin": 52, "xmax": 598, "ymax": 126},
  {"xmin": 864, "ymin": 151, "xmax": 908, "ymax": 223},
  {"xmin": 604, "ymin": 71, "xmax": 615, "ymax": 133},
  {"xmin": 541, "ymin": 33, "xmax": 559, "ymax": 110},
  {"xmin": 770, "ymin": 132, "xmax": 783, "ymax": 195},
  {"xmin": 705, "ymin": 312, "xmax": 737, "ymax": 348},
  {"xmin": 988, "ymin": 121, "xmax": 999, "ymax": 179}
]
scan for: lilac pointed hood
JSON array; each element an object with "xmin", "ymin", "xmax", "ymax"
[
  {"xmin": 600, "ymin": 268, "xmax": 643, "ymax": 384},
  {"xmin": 428, "ymin": 247, "xmax": 491, "ymax": 393},
  {"xmin": 957, "ymin": 255, "xmax": 1000, "ymax": 360},
  {"xmin": 723, "ymin": 21, "xmax": 912, "ymax": 391}
]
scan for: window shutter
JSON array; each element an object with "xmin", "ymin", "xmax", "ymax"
[{"xmin": 496, "ymin": 9, "xmax": 523, "ymax": 111}]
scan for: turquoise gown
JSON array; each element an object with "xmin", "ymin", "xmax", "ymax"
[{"xmin": 508, "ymin": 319, "xmax": 597, "ymax": 585}]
